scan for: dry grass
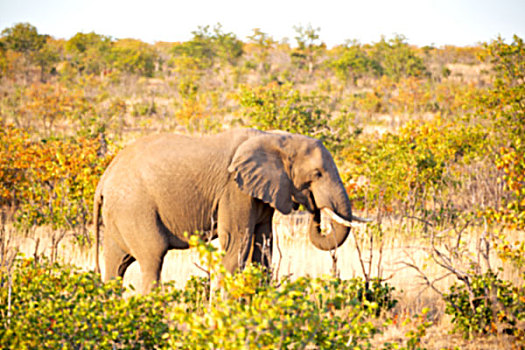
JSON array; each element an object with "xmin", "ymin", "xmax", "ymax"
[{"xmin": 6, "ymin": 212, "xmax": 522, "ymax": 349}]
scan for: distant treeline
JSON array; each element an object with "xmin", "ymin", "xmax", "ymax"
[{"xmin": 0, "ymin": 22, "xmax": 482, "ymax": 82}]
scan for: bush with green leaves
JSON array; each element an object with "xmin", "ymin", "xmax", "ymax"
[
  {"xmin": 1, "ymin": 22, "xmax": 60, "ymax": 81},
  {"xmin": 172, "ymin": 23, "xmax": 243, "ymax": 69},
  {"xmin": 371, "ymin": 35, "xmax": 427, "ymax": 81},
  {"xmin": 341, "ymin": 115, "xmax": 488, "ymax": 221},
  {"xmin": 0, "ymin": 256, "xmax": 180, "ymax": 349},
  {"xmin": 329, "ymin": 40, "xmax": 381, "ymax": 85},
  {"xmin": 111, "ymin": 39, "xmax": 159, "ymax": 77},
  {"xmin": 444, "ymin": 270, "xmax": 525, "ymax": 339},
  {"xmin": 66, "ymin": 33, "xmax": 160, "ymax": 78},
  {"xmin": 290, "ymin": 24, "xmax": 325, "ymax": 75},
  {"xmin": 1, "ymin": 239, "xmax": 399, "ymax": 349},
  {"xmin": 65, "ymin": 32, "xmax": 113, "ymax": 76},
  {"xmin": 246, "ymin": 28, "xmax": 275, "ymax": 74},
  {"xmin": 236, "ymin": 82, "xmax": 355, "ymax": 154},
  {"xmin": 477, "ymin": 35, "xmax": 525, "ymax": 230}
]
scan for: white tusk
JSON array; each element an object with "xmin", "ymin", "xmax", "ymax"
[
  {"xmin": 321, "ymin": 208, "xmax": 373, "ymax": 227},
  {"xmin": 321, "ymin": 208, "xmax": 354, "ymax": 227},
  {"xmin": 351, "ymin": 215, "xmax": 373, "ymax": 223}
]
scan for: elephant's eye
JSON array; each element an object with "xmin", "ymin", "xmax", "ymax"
[{"xmin": 312, "ymin": 170, "xmax": 322, "ymax": 180}]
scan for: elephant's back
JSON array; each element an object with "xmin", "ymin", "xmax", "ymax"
[
  {"xmin": 102, "ymin": 129, "xmax": 261, "ymax": 188},
  {"xmin": 99, "ymin": 129, "xmax": 260, "ymax": 235}
]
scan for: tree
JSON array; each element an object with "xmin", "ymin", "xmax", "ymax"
[
  {"xmin": 66, "ymin": 32, "xmax": 113, "ymax": 75},
  {"xmin": 212, "ymin": 24, "xmax": 244, "ymax": 65},
  {"xmin": 329, "ymin": 40, "xmax": 380, "ymax": 85},
  {"xmin": 0, "ymin": 40, "xmax": 7, "ymax": 77},
  {"xmin": 247, "ymin": 28, "xmax": 275, "ymax": 73},
  {"xmin": 33, "ymin": 36, "xmax": 61, "ymax": 81},
  {"xmin": 291, "ymin": 24, "xmax": 325, "ymax": 75},
  {"xmin": 1, "ymin": 23, "xmax": 45, "ymax": 54},
  {"xmin": 479, "ymin": 35, "xmax": 525, "ymax": 229},
  {"xmin": 172, "ymin": 24, "xmax": 243, "ymax": 69},
  {"xmin": 0, "ymin": 23, "xmax": 58, "ymax": 81},
  {"xmin": 371, "ymin": 34, "xmax": 427, "ymax": 80},
  {"xmin": 111, "ymin": 39, "xmax": 159, "ymax": 77}
]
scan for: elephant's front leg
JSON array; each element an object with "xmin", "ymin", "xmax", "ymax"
[
  {"xmin": 218, "ymin": 226, "xmax": 255, "ymax": 273},
  {"xmin": 217, "ymin": 184, "xmax": 257, "ymax": 273}
]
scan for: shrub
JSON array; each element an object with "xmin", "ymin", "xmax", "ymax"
[
  {"xmin": 478, "ymin": 35, "xmax": 525, "ymax": 230},
  {"xmin": 290, "ymin": 24, "xmax": 325, "ymax": 75},
  {"xmin": 0, "ymin": 256, "xmax": 179, "ymax": 349},
  {"xmin": 1, "ymin": 23, "xmax": 61, "ymax": 82},
  {"xmin": 236, "ymin": 82, "xmax": 354, "ymax": 154},
  {"xmin": 0, "ymin": 122, "xmax": 115, "ymax": 240},
  {"xmin": 371, "ymin": 35, "xmax": 427, "ymax": 81},
  {"xmin": 166, "ymin": 270, "xmax": 393, "ymax": 349},
  {"xmin": 342, "ymin": 115, "xmax": 488, "ymax": 219},
  {"xmin": 111, "ymin": 39, "xmax": 159, "ymax": 77},
  {"xmin": 328, "ymin": 41, "xmax": 380, "ymax": 84},
  {"xmin": 0, "ymin": 249, "xmax": 398, "ymax": 349},
  {"xmin": 444, "ymin": 270, "xmax": 525, "ymax": 338},
  {"xmin": 65, "ymin": 32, "xmax": 113, "ymax": 75},
  {"xmin": 172, "ymin": 23, "xmax": 243, "ymax": 68}
]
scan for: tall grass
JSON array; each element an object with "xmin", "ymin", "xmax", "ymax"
[{"xmin": 9, "ymin": 211, "xmax": 520, "ymax": 294}]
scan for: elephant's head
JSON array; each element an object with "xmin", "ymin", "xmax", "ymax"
[{"xmin": 228, "ymin": 130, "xmax": 367, "ymax": 251}]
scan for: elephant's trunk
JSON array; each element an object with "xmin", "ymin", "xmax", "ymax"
[{"xmin": 307, "ymin": 190, "xmax": 354, "ymax": 251}]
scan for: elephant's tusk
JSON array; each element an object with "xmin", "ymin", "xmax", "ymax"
[
  {"xmin": 321, "ymin": 208, "xmax": 373, "ymax": 227},
  {"xmin": 321, "ymin": 208, "xmax": 354, "ymax": 227},
  {"xmin": 351, "ymin": 215, "xmax": 373, "ymax": 223}
]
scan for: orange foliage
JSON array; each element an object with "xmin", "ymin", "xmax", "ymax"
[
  {"xmin": 18, "ymin": 82, "xmax": 93, "ymax": 133},
  {"xmin": 0, "ymin": 122, "xmax": 114, "ymax": 233}
]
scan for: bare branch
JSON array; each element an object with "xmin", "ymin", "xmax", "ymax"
[{"xmin": 193, "ymin": 262, "xmax": 211, "ymax": 278}]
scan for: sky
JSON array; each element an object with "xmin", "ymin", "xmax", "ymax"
[{"xmin": 1, "ymin": 0, "xmax": 524, "ymax": 47}]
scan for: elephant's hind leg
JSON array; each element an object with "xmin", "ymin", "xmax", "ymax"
[
  {"xmin": 252, "ymin": 221, "xmax": 273, "ymax": 270},
  {"xmin": 137, "ymin": 252, "xmax": 167, "ymax": 293},
  {"xmin": 103, "ymin": 238, "xmax": 133, "ymax": 282}
]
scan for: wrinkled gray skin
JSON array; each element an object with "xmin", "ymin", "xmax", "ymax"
[{"xmin": 94, "ymin": 128, "xmax": 362, "ymax": 292}]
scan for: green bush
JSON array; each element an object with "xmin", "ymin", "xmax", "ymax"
[
  {"xmin": 478, "ymin": 35, "xmax": 525, "ymax": 230},
  {"xmin": 328, "ymin": 41, "xmax": 380, "ymax": 84},
  {"xmin": 0, "ymin": 256, "xmax": 179, "ymax": 349},
  {"xmin": 1, "ymin": 23, "xmax": 60, "ymax": 81},
  {"xmin": 444, "ymin": 270, "xmax": 525, "ymax": 338},
  {"xmin": 371, "ymin": 35, "xmax": 427, "ymax": 81},
  {"xmin": 65, "ymin": 32, "xmax": 113, "ymax": 75},
  {"xmin": 172, "ymin": 23, "xmax": 243, "ymax": 68},
  {"xmin": 111, "ymin": 39, "xmax": 159, "ymax": 77},
  {"xmin": 236, "ymin": 82, "xmax": 354, "ymax": 154},
  {"xmin": 0, "ymin": 253, "xmax": 398, "ymax": 349},
  {"xmin": 290, "ymin": 24, "xmax": 324, "ymax": 74},
  {"xmin": 167, "ymin": 271, "xmax": 393, "ymax": 349},
  {"xmin": 342, "ymin": 115, "xmax": 488, "ymax": 220}
]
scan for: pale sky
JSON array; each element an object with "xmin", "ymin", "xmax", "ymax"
[{"xmin": 1, "ymin": 0, "xmax": 524, "ymax": 47}]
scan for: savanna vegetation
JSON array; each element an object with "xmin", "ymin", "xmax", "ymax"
[{"xmin": 0, "ymin": 22, "xmax": 523, "ymax": 349}]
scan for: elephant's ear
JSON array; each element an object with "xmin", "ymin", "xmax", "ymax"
[{"xmin": 228, "ymin": 135, "xmax": 294, "ymax": 214}]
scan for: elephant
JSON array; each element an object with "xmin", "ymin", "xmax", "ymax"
[{"xmin": 93, "ymin": 128, "xmax": 369, "ymax": 292}]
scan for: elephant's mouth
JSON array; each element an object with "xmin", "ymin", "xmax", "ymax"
[
  {"xmin": 304, "ymin": 191, "xmax": 317, "ymax": 213},
  {"xmin": 291, "ymin": 189, "xmax": 315, "ymax": 212}
]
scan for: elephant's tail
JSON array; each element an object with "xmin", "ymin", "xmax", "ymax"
[{"xmin": 93, "ymin": 186, "xmax": 103, "ymax": 276}]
